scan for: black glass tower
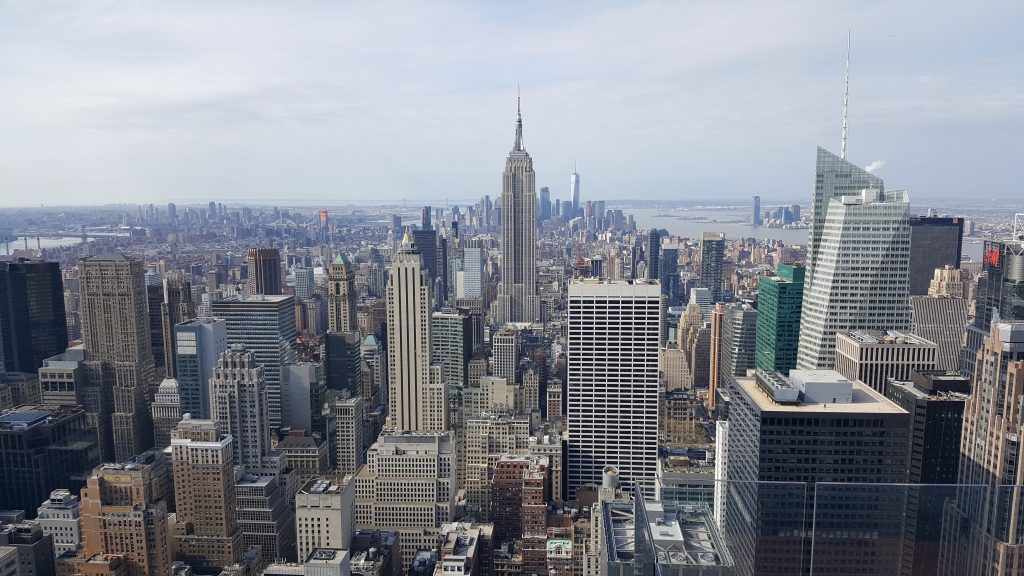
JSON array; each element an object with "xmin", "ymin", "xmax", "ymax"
[{"xmin": 0, "ymin": 258, "xmax": 69, "ymax": 373}]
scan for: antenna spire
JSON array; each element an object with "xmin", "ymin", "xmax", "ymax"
[
  {"xmin": 841, "ymin": 30, "xmax": 851, "ymax": 160},
  {"xmin": 514, "ymin": 84, "xmax": 524, "ymax": 151}
]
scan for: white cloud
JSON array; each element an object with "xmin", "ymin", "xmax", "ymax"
[{"xmin": 865, "ymin": 160, "xmax": 887, "ymax": 173}]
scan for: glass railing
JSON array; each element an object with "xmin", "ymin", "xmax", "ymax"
[{"xmin": 622, "ymin": 479, "xmax": 1024, "ymax": 576}]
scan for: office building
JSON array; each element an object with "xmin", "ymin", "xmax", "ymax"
[
  {"xmin": 36, "ymin": 489, "xmax": 81, "ymax": 557},
  {"xmin": 37, "ymin": 347, "xmax": 85, "ymax": 407},
  {"xmin": 324, "ymin": 331, "xmax": 361, "ymax": 395},
  {"xmin": 211, "ymin": 294, "xmax": 297, "ymax": 431},
  {"xmin": 570, "ymin": 168, "xmax": 580, "ymax": 220},
  {"xmin": 329, "ymin": 394, "xmax": 365, "ymax": 475},
  {"xmin": 0, "ymin": 515, "xmax": 55, "ymax": 576},
  {"xmin": 835, "ymin": 330, "xmax": 937, "ymax": 393},
  {"xmin": 660, "ymin": 240, "xmax": 682, "ymax": 306},
  {"xmin": 360, "ymin": 335, "xmax": 385, "ymax": 406},
  {"xmin": 496, "ymin": 98, "xmax": 540, "ymax": 324},
  {"xmin": 386, "ymin": 232, "xmax": 443, "ymax": 432},
  {"xmin": 708, "ymin": 303, "xmax": 726, "ymax": 412},
  {"xmin": 412, "ymin": 229, "xmax": 439, "ymax": 297},
  {"xmin": 910, "ymin": 292, "xmax": 969, "ymax": 372},
  {"xmin": 159, "ymin": 271, "xmax": 196, "ymax": 377},
  {"xmin": 939, "ymin": 322, "xmax": 1024, "ymax": 576},
  {"xmin": 327, "ymin": 254, "xmax": 357, "ymax": 333},
  {"xmin": 173, "ymin": 317, "xmax": 227, "ymax": 419},
  {"xmin": 962, "ymin": 239, "xmax": 1024, "ymax": 377},
  {"xmin": 755, "ymin": 263, "xmax": 804, "ymax": 374},
  {"xmin": 80, "ymin": 459, "xmax": 172, "ymax": 576},
  {"xmin": 567, "ymin": 279, "xmax": 660, "ymax": 498},
  {"xmin": 489, "ymin": 455, "xmax": 548, "ymax": 546},
  {"xmin": 170, "ymin": 416, "xmax": 243, "ymax": 570},
  {"xmin": 909, "ymin": 216, "xmax": 963, "ymax": 296},
  {"xmin": 0, "ymin": 406, "xmax": 98, "ymax": 515},
  {"xmin": 0, "ymin": 258, "xmax": 67, "ymax": 374},
  {"xmin": 234, "ymin": 472, "xmax": 295, "ymax": 564},
  {"xmin": 797, "ymin": 189, "xmax": 912, "ymax": 370},
  {"xmin": 698, "ymin": 232, "xmax": 725, "ymax": 302},
  {"xmin": 284, "ymin": 363, "xmax": 323, "ymax": 432},
  {"xmin": 293, "ymin": 266, "xmax": 315, "ymax": 301},
  {"xmin": 886, "ymin": 371, "xmax": 968, "ymax": 576},
  {"xmin": 353, "ymin": 431, "xmax": 456, "ymax": 566},
  {"xmin": 717, "ymin": 303, "xmax": 758, "ymax": 408},
  {"xmin": 431, "ymin": 309, "xmax": 472, "ymax": 387},
  {"xmin": 806, "ymin": 147, "xmax": 885, "ymax": 276},
  {"xmin": 464, "ymin": 412, "xmax": 531, "ymax": 518},
  {"xmin": 246, "ymin": 247, "xmax": 283, "ymax": 295},
  {"xmin": 491, "ymin": 329, "xmax": 519, "ymax": 385},
  {"xmin": 752, "ymin": 195, "xmax": 762, "ymax": 226},
  {"xmin": 725, "ymin": 370, "xmax": 910, "ymax": 575},
  {"xmin": 296, "ymin": 476, "xmax": 355, "ymax": 562},
  {"xmin": 646, "ymin": 229, "xmax": 661, "ymax": 282},
  {"xmin": 456, "ymin": 245, "xmax": 484, "ymax": 301},
  {"xmin": 436, "ymin": 523, "xmax": 492, "ymax": 576},
  {"xmin": 538, "ymin": 186, "xmax": 551, "ymax": 221},
  {"xmin": 79, "ymin": 254, "xmax": 156, "ymax": 462},
  {"xmin": 150, "ymin": 377, "xmax": 182, "ymax": 447},
  {"xmin": 209, "ymin": 345, "xmax": 271, "ymax": 469},
  {"xmin": 928, "ymin": 265, "xmax": 967, "ymax": 298}
]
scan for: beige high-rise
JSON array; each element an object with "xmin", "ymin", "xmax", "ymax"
[
  {"xmin": 79, "ymin": 254, "xmax": 155, "ymax": 462},
  {"xmin": 496, "ymin": 97, "xmax": 539, "ymax": 324},
  {"xmin": 327, "ymin": 254, "xmax": 357, "ymax": 333},
  {"xmin": 160, "ymin": 271, "xmax": 196, "ymax": 378},
  {"xmin": 386, "ymin": 231, "xmax": 445, "ymax": 432},
  {"xmin": 209, "ymin": 345, "xmax": 270, "ymax": 470},
  {"xmin": 170, "ymin": 416, "xmax": 243, "ymax": 570},
  {"xmin": 79, "ymin": 461, "xmax": 172, "ymax": 576}
]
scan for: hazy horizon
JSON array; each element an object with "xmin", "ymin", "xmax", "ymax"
[{"xmin": 1, "ymin": 1, "xmax": 1021, "ymax": 207}]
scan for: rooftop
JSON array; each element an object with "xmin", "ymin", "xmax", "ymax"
[
  {"xmin": 299, "ymin": 476, "xmax": 349, "ymax": 495},
  {"xmin": 838, "ymin": 330, "xmax": 935, "ymax": 347},
  {"xmin": 738, "ymin": 371, "xmax": 906, "ymax": 414}
]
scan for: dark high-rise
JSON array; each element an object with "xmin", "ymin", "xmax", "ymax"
[
  {"xmin": 412, "ymin": 228, "xmax": 439, "ymax": 295},
  {"xmin": 0, "ymin": 405, "xmax": 99, "ymax": 516},
  {"xmin": 538, "ymin": 186, "xmax": 551, "ymax": 221},
  {"xmin": 698, "ymin": 232, "xmax": 725, "ymax": 302},
  {"xmin": 646, "ymin": 229, "xmax": 661, "ymax": 281},
  {"xmin": 246, "ymin": 247, "xmax": 282, "ymax": 296},
  {"xmin": 886, "ymin": 370, "xmax": 968, "ymax": 576},
  {"xmin": 0, "ymin": 258, "xmax": 68, "ymax": 374},
  {"xmin": 909, "ymin": 216, "xmax": 963, "ymax": 295},
  {"xmin": 752, "ymin": 195, "xmax": 762, "ymax": 226}
]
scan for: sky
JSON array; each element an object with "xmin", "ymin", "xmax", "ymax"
[{"xmin": 0, "ymin": 1, "xmax": 1021, "ymax": 207}]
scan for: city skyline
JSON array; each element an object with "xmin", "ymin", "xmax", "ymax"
[{"xmin": 2, "ymin": 1, "xmax": 1021, "ymax": 207}]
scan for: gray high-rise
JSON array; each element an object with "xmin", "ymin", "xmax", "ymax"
[
  {"xmin": 496, "ymin": 98, "xmax": 539, "ymax": 324},
  {"xmin": 210, "ymin": 295, "xmax": 297, "ymax": 431},
  {"xmin": 909, "ymin": 216, "xmax": 963, "ymax": 295},
  {"xmin": 698, "ymin": 232, "xmax": 725, "ymax": 303}
]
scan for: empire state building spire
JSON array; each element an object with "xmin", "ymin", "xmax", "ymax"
[{"xmin": 513, "ymin": 91, "xmax": 524, "ymax": 152}]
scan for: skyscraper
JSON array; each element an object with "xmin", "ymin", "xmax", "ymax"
[
  {"xmin": 159, "ymin": 271, "xmax": 195, "ymax": 378},
  {"xmin": 211, "ymin": 294, "xmax": 297, "ymax": 431},
  {"xmin": 80, "ymin": 458, "xmax": 172, "ymax": 576},
  {"xmin": 698, "ymin": 232, "xmax": 725, "ymax": 302},
  {"xmin": 79, "ymin": 254, "xmax": 155, "ymax": 461},
  {"xmin": 431, "ymin": 309, "xmax": 472, "ymax": 388},
  {"xmin": 752, "ymin": 195, "xmax": 762, "ymax": 226},
  {"xmin": 570, "ymin": 167, "xmax": 580, "ymax": 220},
  {"xmin": 807, "ymin": 147, "xmax": 884, "ymax": 275},
  {"xmin": 797, "ymin": 188, "xmax": 912, "ymax": 370},
  {"xmin": 170, "ymin": 416, "xmax": 243, "ymax": 570},
  {"xmin": 538, "ymin": 186, "xmax": 551, "ymax": 221},
  {"xmin": 327, "ymin": 254, "xmax": 357, "ymax": 333},
  {"xmin": 834, "ymin": 330, "xmax": 938, "ymax": 393},
  {"xmin": 386, "ymin": 231, "xmax": 443, "ymax": 431},
  {"xmin": 412, "ymin": 229, "xmax": 439, "ymax": 299},
  {"xmin": 246, "ymin": 247, "xmax": 282, "ymax": 296},
  {"xmin": 754, "ymin": 263, "xmax": 804, "ymax": 374},
  {"xmin": 909, "ymin": 216, "xmax": 963, "ymax": 296},
  {"xmin": 708, "ymin": 303, "xmax": 726, "ymax": 412},
  {"xmin": 659, "ymin": 240, "xmax": 681, "ymax": 306},
  {"xmin": 293, "ymin": 266, "xmax": 315, "ymax": 300},
  {"xmin": 961, "ymin": 238, "xmax": 1024, "ymax": 377},
  {"xmin": 725, "ymin": 370, "xmax": 910, "ymax": 575},
  {"xmin": 911, "ymin": 286, "xmax": 969, "ymax": 372},
  {"xmin": 174, "ymin": 318, "xmax": 227, "ymax": 419},
  {"xmin": 0, "ymin": 258, "xmax": 68, "ymax": 374},
  {"xmin": 939, "ymin": 322, "xmax": 1024, "ymax": 575},
  {"xmin": 209, "ymin": 345, "xmax": 271, "ymax": 470},
  {"xmin": 646, "ymin": 229, "xmax": 661, "ymax": 282},
  {"xmin": 496, "ymin": 97, "xmax": 539, "ymax": 324},
  {"xmin": 567, "ymin": 279, "xmax": 660, "ymax": 498},
  {"xmin": 719, "ymin": 303, "xmax": 758, "ymax": 399}
]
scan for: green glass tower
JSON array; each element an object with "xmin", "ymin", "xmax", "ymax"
[{"xmin": 755, "ymin": 263, "xmax": 805, "ymax": 374}]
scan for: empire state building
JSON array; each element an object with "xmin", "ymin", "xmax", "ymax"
[{"xmin": 496, "ymin": 97, "xmax": 539, "ymax": 324}]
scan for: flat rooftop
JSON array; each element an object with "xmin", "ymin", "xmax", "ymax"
[
  {"xmin": 736, "ymin": 376, "xmax": 906, "ymax": 414},
  {"xmin": 838, "ymin": 330, "xmax": 934, "ymax": 347},
  {"xmin": 645, "ymin": 502, "xmax": 732, "ymax": 568}
]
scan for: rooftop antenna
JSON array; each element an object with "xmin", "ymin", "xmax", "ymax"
[{"xmin": 841, "ymin": 30, "xmax": 851, "ymax": 160}]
